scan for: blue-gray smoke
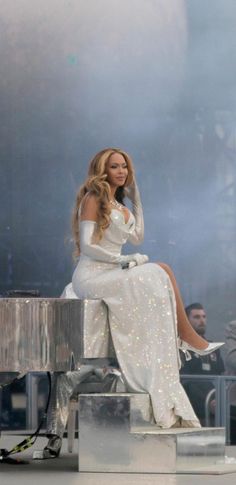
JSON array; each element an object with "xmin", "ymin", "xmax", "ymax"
[{"xmin": 0, "ymin": 0, "xmax": 236, "ymax": 340}]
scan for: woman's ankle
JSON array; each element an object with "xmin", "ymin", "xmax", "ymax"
[{"xmin": 179, "ymin": 332, "xmax": 208, "ymax": 350}]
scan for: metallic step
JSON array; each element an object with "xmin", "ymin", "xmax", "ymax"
[{"xmin": 78, "ymin": 393, "xmax": 225, "ymax": 473}]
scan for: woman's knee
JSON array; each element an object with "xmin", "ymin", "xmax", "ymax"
[{"xmin": 157, "ymin": 262, "xmax": 173, "ymax": 276}]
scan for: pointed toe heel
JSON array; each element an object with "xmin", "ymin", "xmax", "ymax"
[{"xmin": 179, "ymin": 340, "xmax": 224, "ymax": 357}]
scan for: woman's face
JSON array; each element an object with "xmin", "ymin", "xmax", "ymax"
[{"xmin": 105, "ymin": 153, "xmax": 128, "ymax": 189}]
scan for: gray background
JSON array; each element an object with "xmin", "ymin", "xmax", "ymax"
[{"xmin": 0, "ymin": 0, "xmax": 236, "ymax": 341}]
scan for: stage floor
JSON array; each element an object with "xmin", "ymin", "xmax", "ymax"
[{"xmin": 0, "ymin": 435, "xmax": 236, "ymax": 485}]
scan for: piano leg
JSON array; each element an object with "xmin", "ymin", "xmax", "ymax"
[
  {"xmin": 33, "ymin": 366, "xmax": 95, "ymax": 459},
  {"xmin": 47, "ymin": 367, "xmax": 95, "ymax": 438},
  {"xmin": 33, "ymin": 364, "xmax": 122, "ymax": 459}
]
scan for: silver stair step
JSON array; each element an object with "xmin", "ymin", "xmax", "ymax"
[{"xmin": 78, "ymin": 393, "xmax": 225, "ymax": 473}]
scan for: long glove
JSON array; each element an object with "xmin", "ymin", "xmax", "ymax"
[
  {"xmin": 125, "ymin": 180, "xmax": 144, "ymax": 245},
  {"xmin": 80, "ymin": 220, "xmax": 148, "ymax": 266}
]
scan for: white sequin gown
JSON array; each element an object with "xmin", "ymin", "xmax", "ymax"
[{"xmin": 72, "ymin": 209, "xmax": 200, "ymax": 428}]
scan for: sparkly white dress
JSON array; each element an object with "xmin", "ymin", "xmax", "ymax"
[{"xmin": 72, "ymin": 209, "xmax": 200, "ymax": 428}]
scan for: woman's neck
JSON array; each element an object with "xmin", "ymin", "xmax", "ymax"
[{"xmin": 110, "ymin": 186, "xmax": 117, "ymax": 199}]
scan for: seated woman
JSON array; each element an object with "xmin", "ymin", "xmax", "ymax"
[{"xmin": 40, "ymin": 148, "xmax": 223, "ymax": 457}]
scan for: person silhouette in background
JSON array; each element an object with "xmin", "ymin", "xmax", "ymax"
[{"xmin": 180, "ymin": 303, "xmax": 224, "ymax": 425}]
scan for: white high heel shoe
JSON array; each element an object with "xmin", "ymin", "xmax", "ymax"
[{"xmin": 179, "ymin": 340, "xmax": 224, "ymax": 357}]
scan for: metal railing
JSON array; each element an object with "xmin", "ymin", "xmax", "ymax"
[
  {"xmin": 181, "ymin": 374, "xmax": 236, "ymax": 444},
  {"xmin": 2, "ymin": 372, "xmax": 236, "ymax": 444}
]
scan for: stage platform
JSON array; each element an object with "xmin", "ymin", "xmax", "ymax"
[{"xmin": 0, "ymin": 435, "xmax": 236, "ymax": 485}]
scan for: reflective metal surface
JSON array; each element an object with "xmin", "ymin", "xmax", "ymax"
[
  {"xmin": 78, "ymin": 393, "xmax": 226, "ymax": 473},
  {"xmin": 0, "ymin": 297, "xmax": 114, "ymax": 373},
  {"xmin": 0, "ymin": 298, "xmax": 83, "ymax": 372},
  {"xmin": 79, "ymin": 393, "xmax": 171, "ymax": 473},
  {"xmin": 176, "ymin": 428, "xmax": 225, "ymax": 471}
]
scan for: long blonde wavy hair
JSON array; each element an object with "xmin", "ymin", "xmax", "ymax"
[{"xmin": 72, "ymin": 148, "xmax": 134, "ymax": 256}]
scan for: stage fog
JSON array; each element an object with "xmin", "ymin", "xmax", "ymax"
[{"xmin": 1, "ymin": 0, "xmax": 236, "ymax": 341}]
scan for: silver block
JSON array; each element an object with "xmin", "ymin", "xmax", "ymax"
[
  {"xmin": 78, "ymin": 393, "xmax": 226, "ymax": 473},
  {"xmin": 176, "ymin": 427, "xmax": 226, "ymax": 471},
  {"xmin": 0, "ymin": 298, "xmax": 113, "ymax": 373}
]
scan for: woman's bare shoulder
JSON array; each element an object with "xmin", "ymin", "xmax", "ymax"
[{"xmin": 80, "ymin": 192, "xmax": 99, "ymax": 221}]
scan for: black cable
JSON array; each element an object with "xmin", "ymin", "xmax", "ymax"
[{"xmin": 0, "ymin": 372, "xmax": 52, "ymax": 464}]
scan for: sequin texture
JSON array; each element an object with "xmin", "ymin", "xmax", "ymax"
[{"xmin": 72, "ymin": 209, "xmax": 200, "ymax": 428}]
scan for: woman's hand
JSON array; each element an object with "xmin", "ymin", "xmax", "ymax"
[
  {"xmin": 124, "ymin": 179, "xmax": 144, "ymax": 245},
  {"xmin": 132, "ymin": 253, "xmax": 149, "ymax": 266},
  {"xmin": 121, "ymin": 253, "xmax": 149, "ymax": 268},
  {"xmin": 124, "ymin": 179, "xmax": 138, "ymax": 202}
]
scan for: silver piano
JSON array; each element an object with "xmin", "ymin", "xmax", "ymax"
[
  {"xmin": 0, "ymin": 297, "xmax": 113, "ymax": 429},
  {"xmin": 0, "ymin": 297, "xmax": 114, "ymax": 383}
]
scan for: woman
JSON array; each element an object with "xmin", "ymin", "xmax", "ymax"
[{"xmin": 71, "ymin": 147, "xmax": 223, "ymax": 428}]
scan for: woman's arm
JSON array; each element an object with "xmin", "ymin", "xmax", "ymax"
[
  {"xmin": 125, "ymin": 180, "xmax": 144, "ymax": 245},
  {"xmin": 80, "ymin": 193, "xmax": 99, "ymax": 222},
  {"xmin": 79, "ymin": 194, "xmax": 147, "ymax": 266}
]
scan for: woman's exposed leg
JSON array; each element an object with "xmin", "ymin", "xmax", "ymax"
[{"xmin": 158, "ymin": 263, "xmax": 207, "ymax": 350}]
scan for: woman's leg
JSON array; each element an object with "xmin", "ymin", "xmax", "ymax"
[{"xmin": 158, "ymin": 263, "xmax": 207, "ymax": 350}]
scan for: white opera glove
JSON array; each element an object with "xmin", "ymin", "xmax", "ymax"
[
  {"xmin": 132, "ymin": 253, "xmax": 149, "ymax": 266},
  {"xmin": 121, "ymin": 253, "xmax": 149, "ymax": 269},
  {"xmin": 125, "ymin": 179, "xmax": 144, "ymax": 245},
  {"xmin": 80, "ymin": 220, "xmax": 147, "ymax": 266}
]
